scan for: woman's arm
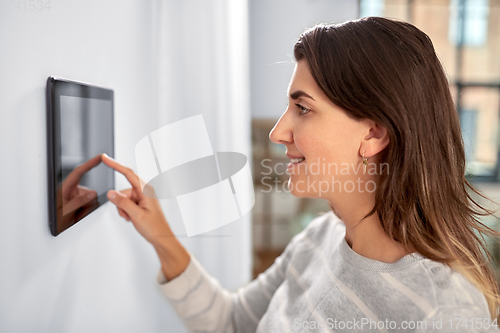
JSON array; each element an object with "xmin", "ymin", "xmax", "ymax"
[
  {"xmin": 156, "ymin": 231, "xmax": 304, "ymax": 333},
  {"xmin": 151, "ymin": 234, "xmax": 191, "ymax": 282}
]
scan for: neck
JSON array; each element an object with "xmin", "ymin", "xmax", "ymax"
[{"xmin": 329, "ymin": 195, "xmax": 413, "ymax": 264}]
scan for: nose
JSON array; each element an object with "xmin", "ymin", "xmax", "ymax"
[{"xmin": 269, "ymin": 107, "xmax": 293, "ymax": 145}]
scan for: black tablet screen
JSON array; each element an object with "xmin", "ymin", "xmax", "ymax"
[{"xmin": 47, "ymin": 77, "xmax": 114, "ymax": 236}]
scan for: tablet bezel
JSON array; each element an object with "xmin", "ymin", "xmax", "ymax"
[{"xmin": 46, "ymin": 76, "xmax": 115, "ymax": 236}]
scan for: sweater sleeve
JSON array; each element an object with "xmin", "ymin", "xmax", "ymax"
[{"xmin": 156, "ymin": 232, "xmax": 303, "ymax": 333}]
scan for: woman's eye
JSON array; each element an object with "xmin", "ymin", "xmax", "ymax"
[{"xmin": 296, "ymin": 104, "xmax": 311, "ymax": 116}]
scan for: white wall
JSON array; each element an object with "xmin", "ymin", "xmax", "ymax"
[
  {"xmin": 0, "ymin": 1, "xmax": 250, "ymax": 332},
  {"xmin": 250, "ymin": 0, "xmax": 359, "ymax": 119}
]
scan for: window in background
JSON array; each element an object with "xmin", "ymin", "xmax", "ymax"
[
  {"xmin": 449, "ymin": 0, "xmax": 489, "ymax": 47},
  {"xmin": 460, "ymin": 88, "xmax": 500, "ymax": 177},
  {"xmin": 460, "ymin": 108, "xmax": 478, "ymax": 165},
  {"xmin": 360, "ymin": 0, "xmax": 385, "ymax": 17}
]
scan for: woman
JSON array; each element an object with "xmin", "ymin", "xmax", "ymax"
[{"xmin": 102, "ymin": 16, "xmax": 500, "ymax": 332}]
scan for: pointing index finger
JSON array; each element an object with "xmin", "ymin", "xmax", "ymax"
[{"xmin": 101, "ymin": 154, "xmax": 145, "ymax": 199}]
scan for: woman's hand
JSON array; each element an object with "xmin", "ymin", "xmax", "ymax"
[
  {"xmin": 101, "ymin": 153, "xmax": 191, "ymax": 281},
  {"xmin": 100, "ymin": 153, "xmax": 173, "ymax": 245}
]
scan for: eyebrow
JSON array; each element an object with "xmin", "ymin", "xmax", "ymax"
[{"xmin": 289, "ymin": 90, "xmax": 315, "ymax": 101}]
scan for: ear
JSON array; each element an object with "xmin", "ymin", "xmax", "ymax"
[{"xmin": 359, "ymin": 120, "xmax": 389, "ymax": 158}]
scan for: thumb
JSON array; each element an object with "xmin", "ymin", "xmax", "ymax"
[{"xmin": 107, "ymin": 190, "xmax": 142, "ymax": 221}]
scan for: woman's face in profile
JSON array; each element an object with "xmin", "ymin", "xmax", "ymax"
[{"xmin": 269, "ymin": 60, "xmax": 370, "ymax": 200}]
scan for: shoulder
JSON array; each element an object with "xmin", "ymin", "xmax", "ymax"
[
  {"xmin": 423, "ymin": 260, "xmax": 490, "ymax": 312},
  {"xmin": 390, "ymin": 257, "xmax": 491, "ymax": 319}
]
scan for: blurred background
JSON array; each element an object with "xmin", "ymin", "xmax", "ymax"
[{"xmin": 0, "ymin": 0, "xmax": 499, "ymax": 332}]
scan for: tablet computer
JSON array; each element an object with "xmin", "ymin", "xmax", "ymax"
[{"xmin": 46, "ymin": 77, "xmax": 114, "ymax": 236}]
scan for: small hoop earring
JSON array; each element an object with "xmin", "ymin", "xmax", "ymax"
[{"xmin": 362, "ymin": 152, "xmax": 369, "ymax": 174}]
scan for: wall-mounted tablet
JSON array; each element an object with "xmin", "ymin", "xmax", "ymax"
[{"xmin": 46, "ymin": 77, "xmax": 114, "ymax": 236}]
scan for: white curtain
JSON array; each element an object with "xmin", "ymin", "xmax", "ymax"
[{"xmin": 154, "ymin": 0, "xmax": 252, "ymax": 292}]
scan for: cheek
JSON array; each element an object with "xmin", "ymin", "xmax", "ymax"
[
  {"xmin": 294, "ymin": 135, "xmax": 321, "ymax": 160},
  {"xmin": 296, "ymin": 126, "xmax": 361, "ymax": 170}
]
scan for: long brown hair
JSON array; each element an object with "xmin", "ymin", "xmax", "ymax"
[{"xmin": 294, "ymin": 16, "xmax": 500, "ymax": 320}]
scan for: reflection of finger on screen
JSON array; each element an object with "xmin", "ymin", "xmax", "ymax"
[{"xmin": 102, "ymin": 154, "xmax": 145, "ymax": 200}]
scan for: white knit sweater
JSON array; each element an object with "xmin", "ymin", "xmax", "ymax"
[{"xmin": 157, "ymin": 211, "xmax": 497, "ymax": 332}]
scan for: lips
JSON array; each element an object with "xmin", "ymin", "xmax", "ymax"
[
  {"xmin": 286, "ymin": 153, "xmax": 305, "ymax": 159},
  {"xmin": 286, "ymin": 153, "xmax": 305, "ymax": 166}
]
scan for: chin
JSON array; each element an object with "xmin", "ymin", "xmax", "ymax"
[{"xmin": 287, "ymin": 178, "xmax": 309, "ymax": 197}]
